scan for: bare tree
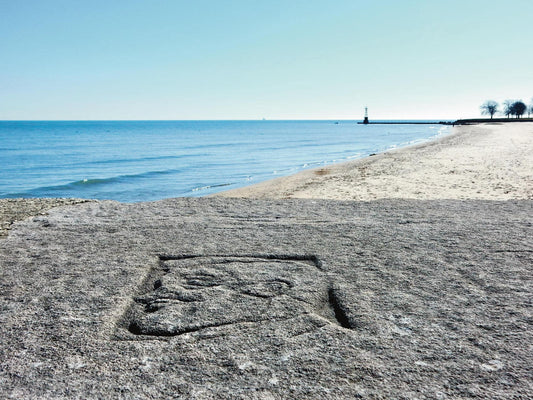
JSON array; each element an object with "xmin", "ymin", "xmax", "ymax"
[
  {"xmin": 503, "ymin": 100, "xmax": 514, "ymax": 118},
  {"xmin": 510, "ymin": 101, "xmax": 527, "ymax": 119},
  {"xmin": 480, "ymin": 100, "xmax": 499, "ymax": 119}
]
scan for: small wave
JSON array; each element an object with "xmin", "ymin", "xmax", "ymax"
[
  {"xmin": 437, "ymin": 126, "xmax": 450, "ymax": 135},
  {"xmin": 68, "ymin": 177, "xmax": 115, "ymax": 187},
  {"xmin": 347, "ymin": 153, "xmax": 363, "ymax": 160},
  {"xmin": 91, "ymin": 152, "xmax": 212, "ymax": 166},
  {"xmin": 10, "ymin": 168, "xmax": 183, "ymax": 196},
  {"xmin": 59, "ymin": 153, "xmax": 208, "ymax": 169},
  {"xmin": 191, "ymin": 182, "xmax": 233, "ymax": 192},
  {"xmin": 72, "ymin": 169, "xmax": 180, "ymax": 186},
  {"xmin": 8, "ymin": 177, "xmax": 120, "ymax": 196},
  {"xmin": 393, "ymin": 127, "xmax": 452, "ymax": 150}
]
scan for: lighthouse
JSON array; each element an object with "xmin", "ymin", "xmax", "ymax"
[{"xmin": 363, "ymin": 107, "xmax": 369, "ymax": 124}]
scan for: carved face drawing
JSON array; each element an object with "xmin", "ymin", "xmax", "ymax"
[{"xmin": 128, "ymin": 256, "xmax": 326, "ymax": 336}]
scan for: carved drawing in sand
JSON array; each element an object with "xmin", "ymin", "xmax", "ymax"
[{"xmin": 123, "ymin": 255, "xmax": 340, "ymax": 337}]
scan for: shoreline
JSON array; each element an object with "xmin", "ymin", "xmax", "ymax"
[
  {"xmin": 214, "ymin": 122, "xmax": 533, "ymax": 200},
  {"xmin": 2, "ymin": 122, "xmax": 532, "ymax": 237}
]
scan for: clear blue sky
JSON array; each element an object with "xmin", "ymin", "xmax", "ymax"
[{"xmin": 1, "ymin": 0, "xmax": 532, "ymax": 120}]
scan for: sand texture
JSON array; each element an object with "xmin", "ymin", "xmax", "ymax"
[
  {"xmin": 1, "ymin": 198, "xmax": 532, "ymax": 399},
  {"xmin": 0, "ymin": 198, "xmax": 92, "ymax": 238},
  {"xmin": 216, "ymin": 123, "xmax": 533, "ymax": 200}
]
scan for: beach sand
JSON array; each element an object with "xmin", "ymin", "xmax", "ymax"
[
  {"xmin": 0, "ymin": 198, "xmax": 91, "ymax": 238},
  {"xmin": 215, "ymin": 122, "xmax": 533, "ymax": 200}
]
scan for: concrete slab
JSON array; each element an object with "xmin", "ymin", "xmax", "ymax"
[{"xmin": 1, "ymin": 198, "xmax": 532, "ymax": 399}]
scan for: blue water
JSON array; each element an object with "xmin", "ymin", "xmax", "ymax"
[{"xmin": 0, "ymin": 120, "xmax": 450, "ymax": 202}]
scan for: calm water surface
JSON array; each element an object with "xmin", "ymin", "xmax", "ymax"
[{"xmin": 0, "ymin": 120, "xmax": 450, "ymax": 202}]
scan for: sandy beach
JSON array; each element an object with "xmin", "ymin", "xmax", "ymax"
[{"xmin": 215, "ymin": 122, "xmax": 533, "ymax": 200}]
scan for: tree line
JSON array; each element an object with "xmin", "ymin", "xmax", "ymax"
[{"xmin": 480, "ymin": 99, "xmax": 533, "ymax": 119}]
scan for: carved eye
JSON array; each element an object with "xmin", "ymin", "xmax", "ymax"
[
  {"xmin": 184, "ymin": 272, "xmax": 220, "ymax": 288},
  {"xmin": 145, "ymin": 299, "xmax": 168, "ymax": 312},
  {"xmin": 240, "ymin": 280, "xmax": 291, "ymax": 298}
]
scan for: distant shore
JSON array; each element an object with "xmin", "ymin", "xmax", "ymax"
[
  {"xmin": 453, "ymin": 117, "xmax": 533, "ymax": 124},
  {"xmin": 354, "ymin": 117, "xmax": 533, "ymax": 125},
  {"xmin": 215, "ymin": 122, "xmax": 533, "ymax": 200}
]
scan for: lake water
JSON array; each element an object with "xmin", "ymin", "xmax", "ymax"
[{"xmin": 0, "ymin": 120, "xmax": 450, "ymax": 202}]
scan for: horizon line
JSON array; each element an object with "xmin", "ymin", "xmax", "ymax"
[{"xmin": 0, "ymin": 118, "xmax": 458, "ymax": 122}]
